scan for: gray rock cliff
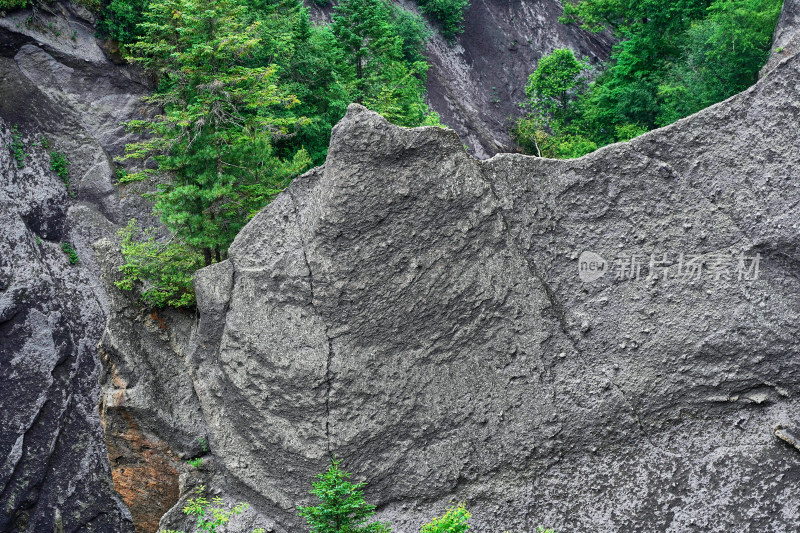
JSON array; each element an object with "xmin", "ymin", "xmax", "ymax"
[
  {"xmin": 0, "ymin": 2, "xmax": 155, "ymax": 530},
  {"xmin": 100, "ymin": 8, "xmax": 800, "ymax": 530}
]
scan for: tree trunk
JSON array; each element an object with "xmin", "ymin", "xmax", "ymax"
[{"xmin": 203, "ymin": 247, "xmax": 212, "ymax": 267}]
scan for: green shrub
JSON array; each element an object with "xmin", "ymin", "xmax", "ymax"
[
  {"xmin": 186, "ymin": 458, "xmax": 203, "ymax": 468},
  {"xmin": 115, "ymin": 219, "xmax": 205, "ymax": 309},
  {"xmin": 0, "ymin": 0, "xmax": 27, "ymax": 11},
  {"xmin": 50, "ymin": 151, "xmax": 70, "ymax": 188},
  {"xmin": 61, "ymin": 242, "xmax": 79, "ymax": 264},
  {"xmin": 160, "ymin": 485, "xmax": 265, "ymax": 533},
  {"xmin": 415, "ymin": 0, "xmax": 469, "ymax": 42},
  {"xmin": 10, "ymin": 125, "xmax": 26, "ymax": 168},
  {"xmin": 298, "ymin": 458, "xmax": 392, "ymax": 533},
  {"xmin": 420, "ymin": 503, "xmax": 470, "ymax": 533},
  {"xmin": 96, "ymin": 0, "xmax": 149, "ymax": 43}
]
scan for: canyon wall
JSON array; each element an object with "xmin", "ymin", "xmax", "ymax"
[
  {"xmin": 0, "ymin": 3, "xmax": 154, "ymax": 530},
  {"xmin": 104, "ymin": 10, "xmax": 800, "ymax": 530}
]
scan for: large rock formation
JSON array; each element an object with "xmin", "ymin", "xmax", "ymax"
[
  {"xmin": 0, "ymin": 119, "xmax": 132, "ymax": 532},
  {"xmin": 98, "ymin": 10, "xmax": 800, "ymax": 530},
  {"xmin": 0, "ymin": 2, "xmax": 155, "ymax": 531}
]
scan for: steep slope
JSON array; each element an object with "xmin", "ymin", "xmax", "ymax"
[
  {"xmin": 0, "ymin": 2, "xmax": 155, "ymax": 531},
  {"xmin": 308, "ymin": 0, "xmax": 614, "ymax": 158},
  {"xmin": 422, "ymin": 0, "xmax": 612, "ymax": 157},
  {"xmin": 101, "ymin": 2, "xmax": 800, "ymax": 530}
]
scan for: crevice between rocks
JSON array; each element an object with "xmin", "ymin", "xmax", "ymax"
[{"xmin": 286, "ymin": 186, "xmax": 334, "ymax": 458}]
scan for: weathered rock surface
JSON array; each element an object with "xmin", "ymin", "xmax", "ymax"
[
  {"xmin": 762, "ymin": 0, "xmax": 800, "ymax": 76},
  {"xmin": 0, "ymin": 119, "xmax": 132, "ymax": 531},
  {"xmin": 127, "ymin": 23, "xmax": 800, "ymax": 533},
  {"xmin": 0, "ymin": 2, "xmax": 156, "ymax": 531}
]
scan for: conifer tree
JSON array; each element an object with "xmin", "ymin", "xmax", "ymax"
[
  {"xmin": 122, "ymin": 0, "xmax": 310, "ymax": 265},
  {"xmin": 298, "ymin": 458, "xmax": 391, "ymax": 533}
]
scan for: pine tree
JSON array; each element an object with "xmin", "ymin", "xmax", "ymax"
[
  {"xmin": 122, "ymin": 0, "xmax": 310, "ymax": 265},
  {"xmin": 331, "ymin": 0, "xmax": 438, "ymax": 126},
  {"xmin": 298, "ymin": 458, "xmax": 392, "ymax": 533}
]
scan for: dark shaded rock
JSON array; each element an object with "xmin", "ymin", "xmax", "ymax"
[
  {"xmin": 0, "ymin": 2, "xmax": 158, "ymax": 530},
  {"xmin": 422, "ymin": 0, "xmax": 613, "ymax": 157},
  {"xmin": 0, "ymin": 120, "xmax": 132, "ymax": 532}
]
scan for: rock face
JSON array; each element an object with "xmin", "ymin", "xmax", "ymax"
[
  {"xmin": 140, "ymin": 28, "xmax": 800, "ymax": 533},
  {"xmin": 422, "ymin": 0, "xmax": 612, "ymax": 157},
  {"xmin": 308, "ymin": 0, "xmax": 613, "ymax": 159},
  {"xmin": 0, "ymin": 2, "xmax": 155, "ymax": 531},
  {"xmin": 762, "ymin": 0, "xmax": 800, "ymax": 76},
  {"xmin": 0, "ymin": 121, "xmax": 132, "ymax": 531}
]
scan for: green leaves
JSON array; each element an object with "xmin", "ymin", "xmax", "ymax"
[
  {"xmin": 414, "ymin": 0, "xmax": 469, "ymax": 42},
  {"xmin": 121, "ymin": 0, "xmax": 310, "ymax": 264},
  {"xmin": 517, "ymin": 0, "xmax": 782, "ymax": 159},
  {"xmin": 656, "ymin": 0, "xmax": 782, "ymax": 125},
  {"xmin": 116, "ymin": 219, "xmax": 204, "ymax": 308},
  {"xmin": 160, "ymin": 485, "xmax": 261, "ymax": 533},
  {"xmin": 331, "ymin": 0, "xmax": 439, "ymax": 127},
  {"xmin": 420, "ymin": 503, "xmax": 470, "ymax": 533},
  {"xmin": 50, "ymin": 151, "xmax": 70, "ymax": 188},
  {"xmin": 525, "ymin": 49, "xmax": 589, "ymax": 124},
  {"xmin": 298, "ymin": 458, "xmax": 392, "ymax": 533}
]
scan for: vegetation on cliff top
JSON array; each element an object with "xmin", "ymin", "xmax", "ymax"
[
  {"xmin": 105, "ymin": 0, "xmax": 439, "ymax": 307},
  {"xmin": 514, "ymin": 0, "xmax": 783, "ymax": 158}
]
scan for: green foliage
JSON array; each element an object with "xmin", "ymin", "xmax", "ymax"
[
  {"xmin": 115, "ymin": 220, "xmax": 205, "ymax": 308},
  {"xmin": 10, "ymin": 125, "xmax": 26, "ymax": 168},
  {"xmin": 390, "ymin": 5, "xmax": 431, "ymax": 64},
  {"xmin": 298, "ymin": 458, "xmax": 392, "ymax": 533},
  {"xmin": 0, "ymin": 0, "xmax": 26, "ymax": 11},
  {"xmin": 199, "ymin": 437, "xmax": 208, "ymax": 452},
  {"xmin": 39, "ymin": 136, "xmax": 49, "ymax": 149},
  {"xmin": 656, "ymin": 0, "xmax": 783, "ymax": 126},
  {"xmin": 160, "ymin": 485, "xmax": 265, "ymax": 533},
  {"xmin": 61, "ymin": 242, "xmax": 79, "ymax": 264},
  {"xmin": 515, "ymin": 0, "xmax": 783, "ymax": 158},
  {"xmin": 97, "ymin": 0, "xmax": 149, "ymax": 43},
  {"xmin": 525, "ymin": 48, "xmax": 589, "ymax": 125},
  {"xmin": 121, "ymin": 0, "xmax": 312, "ymax": 265},
  {"xmin": 50, "ymin": 151, "xmax": 70, "ymax": 188},
  {"xmin": 420, "ymin": 503, "xmax": 470, "ymax": 533},
  {"xmin": 331, "ymin": 0, "xmax": 438, "ymax": 128},
  {"xmin": 414, "ymin": 0, "xmax": 469, "ymax": 42},
  {"xmin": 187, "ymin": 458, "xmax": 203, "ymax": 468}
]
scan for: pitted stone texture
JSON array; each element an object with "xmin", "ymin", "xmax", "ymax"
[{"xmin": 186, "ymin": 46, "xmax": 800, "ymax": 532}]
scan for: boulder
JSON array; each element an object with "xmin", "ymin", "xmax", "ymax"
[{"xmin": 172, "ymin": 30, "xmax": 800, "ymax": 532}]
